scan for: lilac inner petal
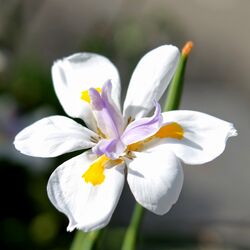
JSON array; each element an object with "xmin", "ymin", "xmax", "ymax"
[
  {"xmin": 89, "ymin": 80, "xmax": 124, "ymax": 139},
  {"xmin": 93, "ymin": 138, "xmax": 125, "ymax": 160},
  {"xmin": 102, "ymin": 81, "xmax": 124, "ymax": 135},
  {"xmin": 121, "ymin": 102, "xmax": 163, "ymax": 145}
]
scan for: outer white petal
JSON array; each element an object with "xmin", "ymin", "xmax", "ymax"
[
  {"xmin": 52, "ymin": 53, "xmax": 121, "ymax": 130},
  {"xmin": 158, "ymin": 111, "xmax": 238, "ymax": 164},
  {"xmin": 126, "ymin": 148, "xmax": 183, "ymax": 215},
  {"xmin": 14, "ymin": 116, "xmax": 98, "ymax": 157},
  {"xmin": 123, "ymin": 45, "xmax": 180, "ymax": 121},
  {"xmin": 47, "ymin": 151, "xmax": 125, "ymax": 232}
]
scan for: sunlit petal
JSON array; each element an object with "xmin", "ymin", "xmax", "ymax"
[
  {"xmin": 154, "ymin": 111, "xmax": 237, "ymax": 164},
  {"xmin": 123, "ymin": 45, "xmax": 179, "ymax": 121},
  {"xmin": 52, "ymin": 53, "xmax": 121, "ymax": 130},
  {"xmin": 47, "ymin": 151, "xmax": 125, "ymax": 232},
  {"xmin": 126, "ymin": 148, "xmax": 183, "ymax": 215},
  {"xmin": 14, "ymin": 116, "xmax": 98, "ymax": 157}
]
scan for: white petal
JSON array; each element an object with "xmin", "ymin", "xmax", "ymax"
[
  {"xmin": 123, "ymin": 45, "xmax": 179, "ymax": 121},
  {"xmin": 158, "ymin": 111, "xmax": 237, "ymax": 164},
  {"xmin": 52, "ymin": 53, "xmax": 121, "ymax": 130},
  {"xmin": 126, "ymin": 148, "xmax": 183, "ymax": 215},
  {"xmin": 47, "ymin": 151, "xmax": 125, "ymax": 232},
  {"xmin": 14, "ymin": 116, "xmax": 98, "ymax": 157}
]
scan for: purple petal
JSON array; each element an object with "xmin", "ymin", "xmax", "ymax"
[
  {"xmin": 89, "ymin": 80, "xmax": 124, "ymax": 139},
  {"xmin": 102, "ymin": 81, "xmax": 124, "ymax": 135},
  {"xmin": 88, "ymin": 87, "xmax": 104, "ymax": 110},
  {"xmin": 121, "ymin": 102, "xmax": 163, "ymax": 145},
  {"xmin": 93, "ymin": 138, "xmax": 125, "ymax": 160}
]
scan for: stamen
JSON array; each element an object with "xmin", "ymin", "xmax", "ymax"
[
  {"xmin": 125, "ymin": 150, "xmax": 136, "ymax": 160},
  {"xmin": 81, "ymin": 87, "xmax": 102, "ymax": 103},
  {"xmin": 126, "ymin": 116, "xmax": 133, "ymax": 126},
  {"xmin": 97, "ymin": 127, "xmax": 107, "ymax": 139},
  {"xmin": 90, "ymin": 136, "xmax": 100, "ymax": 143}
]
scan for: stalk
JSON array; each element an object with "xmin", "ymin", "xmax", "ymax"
[
  {"xmin": 121, "ymin": 203, "xmax": 145, "ymax": 250},
  {"xmin": 70, "ymin": 230, "xmax": 101, "ymax": 250},
  {"xmin": 164, "ymin": 41, "xmax": 193, "ymax": 111}
]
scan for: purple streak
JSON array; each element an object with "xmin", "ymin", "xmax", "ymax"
[{"xmin": 121, "ymin": 102, "xmax": 163, "ymax": 145}]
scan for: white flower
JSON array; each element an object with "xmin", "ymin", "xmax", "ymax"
[{"xmin": 14, "ymin": 45, "xmax": 237, "ymax": 232}]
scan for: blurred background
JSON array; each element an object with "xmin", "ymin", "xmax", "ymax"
[{"xmin": 0, "ymin": 0, "xmax": 249, "ymax": 249}]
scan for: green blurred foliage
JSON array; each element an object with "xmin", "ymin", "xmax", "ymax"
[{"xmin": 9, "ymin": 60, "xmax": 54, "ymax": 110}]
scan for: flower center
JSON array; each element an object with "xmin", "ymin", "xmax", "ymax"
[{"xmin": 81, "ymin": 83, "xmax": 184, "ymax": 186}]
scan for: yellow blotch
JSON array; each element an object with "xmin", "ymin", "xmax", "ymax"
[
  {"xmin": 127, "ymin": 122, "xmax": 184, "ymax": 152},
  {"xmin": 127, "ymin": 142, "xmax": 140, "ymax": 152},
  {"xmin": 127, "ymin": 137, "xmax": 151, "ymax": 152},
  {"xmin": 81, "ymin": 88, "xmax": 102, "ymax": 103},
  {"xmin": 154, "ymin": 122, "xmax": 184, "ymax": 140},
  {"xmin": 82, "ymin": 154, "xmax": 109, "ymax": 186}
]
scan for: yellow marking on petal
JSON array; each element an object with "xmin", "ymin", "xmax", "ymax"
[
  {"xmin": 127, "ymin": 122, "xmax": 184, "ymax": 152},
  {"xmin": 81, "ymin": 87, "xmax": 102, "ymax": 103},
  {"xmin": 127, "ymin": 142, "xmax": 140, "ymax": 152},
  {"xmin": 82, "ymin": 155, "xmax": 124, "ymax": 186},
  {"xmin": 82, "ymin": 155, "xmax": 109, "ymax": 186},
  {"xmin": 154, "ymin": 122, "xmax": 184, "ymax": 140},
  {"xmin": 127, "ymin": 138, "xmax": 151, "ymax": 152}
]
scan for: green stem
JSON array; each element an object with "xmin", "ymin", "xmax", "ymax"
[
  {"xmin": 121, "ymin": 203, "xmax": 145, "ymax": 250},
  {"xmin": 70, "ymin": 230, "xmax": 101, "ymax": 250},
  {"xmin": 164, "ymin": 41, "xmax": 193, "ymax": 111}
]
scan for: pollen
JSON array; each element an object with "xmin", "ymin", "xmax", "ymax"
[
  {"xmin": 82, "ymin": 154, "xmax": 109, "ymax": 186},
  {"xmin": 154, "ymin": 122, "xmax": 184, "ymax": 140},
  {"xmin": 81, "ymin": 87, "xmax": 102, "ymax": 103}
]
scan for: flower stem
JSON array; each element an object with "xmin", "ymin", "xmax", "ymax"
[
  {"xmin": 121, "ymin": 203, "xmax": 145, "ymax": 250},
  {"xmin": 164, "ymin": 41, "xmax": 193, "ymax": 111},
  {"xmin": 70, "ymin": 230, "xmax": 101, "ymax": 250}
]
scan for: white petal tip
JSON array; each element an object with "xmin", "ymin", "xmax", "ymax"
[
  {"xmin": 229, "ymin": 126, "xmax": 238, "ymax": 137},
  {"xmin": 67, "ymin": 225, "xmax": 92, "ymax": 233},
  {"xmin": 13, "ymin": 137, "xmax": 30, "ymax": 156},
  {"xmin": 66, "ymin": 225, "xmax": 75, "ymax": 232},
  {"xmin": 154, "ymin": 205, "xmax": 173, "ymax": 216}
]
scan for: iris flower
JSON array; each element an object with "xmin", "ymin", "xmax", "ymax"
[{"xmin": 14, "ymin": 45, "xmax": 237, "ymax": 232}]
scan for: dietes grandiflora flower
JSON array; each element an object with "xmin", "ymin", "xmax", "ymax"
[{"xmin": 14, "ymin": 45, "xmax": 237, "ymax": 232}]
